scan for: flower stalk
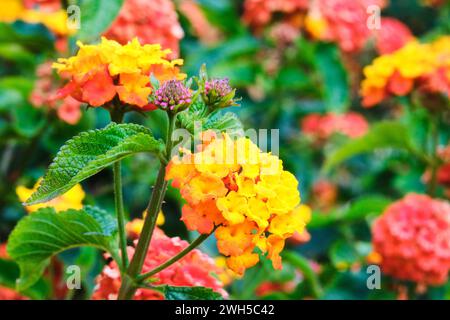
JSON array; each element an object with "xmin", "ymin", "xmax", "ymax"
[
  {"xmin": 110, "ymin": 110, "xmax": 129, "ymax": 270},
  {"xmin": 118, "ymin": 112, "xmax": 176, "ymax": 300},
  {"xmin": 136, "ymin": 231, "xmax": 214, "ymax": 283}
]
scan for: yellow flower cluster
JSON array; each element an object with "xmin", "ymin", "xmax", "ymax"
[
  {"xmin": 166, "ymin": 132, "xmax": 308, "ymax": 275},
  {"xmin": 16, "ymin": 179, "xmax": 85, "ymax": 213},
  {"xmin": 53, "ymin": 37, "xmax": 186, "ymax": 108},
  {"xmin": 361, "ymin": 37, "xmax": 450, "ymax": 107},
  {"xmin": 0, "ymin": 0, "xmax": 73, "ymax": 36}
]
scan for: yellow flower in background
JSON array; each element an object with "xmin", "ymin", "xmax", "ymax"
[
  {"xmin": 361, "ymin": 36, "xmax": 450, "ymax": 107},
  {"xmin": 166, "ymin": 132, "xmax": 309, "ymax": 275},
  {"xmin": 0, "ymin": 0, "xmax": 73, "ymax": 36},
  {"xmin": 126, "ymin": 211, "xmax": 165, "ymax": 239},
  {"xmin": 16, "ymin": 179, "xmax": 85, "ymax": 213},
  {"xmin": 0, "ymin": 0, "xmax": 24, "ymax": 22}
]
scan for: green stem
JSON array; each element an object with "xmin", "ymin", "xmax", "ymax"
[
  {"xmin": 110, "ymin": 111, "xmax": 128, "ymax": 270},
  {"xmin": 282, "ymin": 251, "xmax": 323, "ymax": 299},
  {"xmin": 118, "ymin": 113, "xmax": 176, "ymax": 300},
  {"xmin": 136, "ymin": 232, "xmax": 213, "ymax": 283},
  {"xmin": 427, "ymin": 114, "xmax": 439, "ymax": 196}
]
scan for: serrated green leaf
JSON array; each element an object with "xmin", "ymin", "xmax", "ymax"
[
  {"xmin": 26, "ymin": 123, "xmax": 164, "ymax": 205},
  {"xmin": 178, "ymin": 102, "xmax": 243, "ymax": 136},
  {"xmin": 76, "ymin": 0, "xmax": 124, "ymax": 43},
  {"xmin": 323, "ymin": 121, "xmax": 417, "ymax": 172},
  {"xmin": 159, "ymin": 285, "xmax": 223, "ymax": 300},
  {"xmin": 204, "ymin": 111, "xmax": 244, "ymax": 136},
  {"xmin": 7, "ymin": 206, "xmax": 118, "ymax": 291}
]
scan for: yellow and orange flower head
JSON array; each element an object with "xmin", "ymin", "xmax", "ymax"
[
  {"xmin": 52, "ymin": 37, "xmax": 186, "ymax": 110},
  {"xmin": 16, "ymin": 179, "xmax": 85, "ymax": 213},
  {"xmin": 166, "ymin": 132, "xmax": 309, "ymax": 275},
  {"xmin": 361, "ymin": 36, "xmax": 450, "ymax": 107}
]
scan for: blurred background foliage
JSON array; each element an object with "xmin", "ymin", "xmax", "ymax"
[{"xmin": 0, "ymin": 0, "xmax": 449, "ymax": 300}]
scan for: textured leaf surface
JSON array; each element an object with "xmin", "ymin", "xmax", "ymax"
[
  {"xmin": 323, "ymin": 121, "xmax": 416, "ymax": 172},
  {"xmin": 178, "ymin": 101, "xmax": 243, "ymax": 136},
  {"xmin": 76, "ymin": 0, "xmax": 124, "ymax": 43},
  {"xmin": 7, "ymin": 206, "xmax": 118, "ymax": 290},
  {"xmin": 160, "ymin": 285, "xmax": 223, "ymax": 300},
  {"xmin": 26, "ymin": 123, "xmax": 163, "ymax": 205}
]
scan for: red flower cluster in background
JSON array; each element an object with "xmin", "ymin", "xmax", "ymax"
[
  {"xmin": 301, "ymin": 112, "xmax": 369, "ymax": 142},
  {"xmin": 30, "ymin": 61, "xmax": 82, "ymax": 125},
  {"xmin": 93, "ymin": 228, "xmax": 226, "ymax": 300},
  {"xmin": 104, "ymin": 0, "xmax": 184, "ymax": 58},
  {"xmin": 372, "ymin": 194, "xmax": 450, "ymax": 286},
  {"xmin": 373, "ymin": 17, "xmax": 414, "ymax": 55}
]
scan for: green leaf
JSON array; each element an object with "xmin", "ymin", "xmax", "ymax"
[
  {"xmin": 330, "ymin": 241, "xmax": 359, "ymax": 269},
  {"xmin": 323, "ymin": 121, "xmax": 417, "ymax": 172},
  {"xmin": 309, "ymin": 195, "xmax": 391, "ymax": 228},
  {"xmin": 159, "ymin": 285, "xmax": 223, "ymax": 300},
  {"xmin": 0, "ymin": 258, "xmax": 50, "ymax": 299},
  {"xmin": 25, "ymin": 123, "xmax": 164, "ymax": 205},
  {"xmin": 76, "ymin": 0, "xmax": 124, "ymax": 43},
  {"xmin": 314, "ymin": 43, "xmax": 350, "ymax": 112},
  {"xmin": 178, "ymin": 101, "xmax": 243, "ymax": 136},
  {"xmin": 7, "ymin": 206, "xmax": 118, "ymax": 291},
  {"xmin": 204, "ymin": 111, "xmax": 244, "ymax": 136}
]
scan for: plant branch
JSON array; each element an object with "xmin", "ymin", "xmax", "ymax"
[
  {"xmin": 110, "ymin": 111, "xmax": 128, "ymax": 270},
  {"xmin": 118, "ymin": 113, "xmax": 176, "ymax": 299},
  {"xmin": 136, "ymin": 231, "xmax": 213, "ymax": 283},
  {"xmin": 427, "ymin": 113, "xmax": 440, "ymax": 196}
]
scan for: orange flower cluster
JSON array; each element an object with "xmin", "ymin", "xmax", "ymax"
[
  {"xmin": 93, "ymin": 228, "xmax": 226, "ymax": 300},
  {"xmin": 361, "ymin": 36, "xmax": 450, "ymax": 107},
  {"xmin": 166, "ymin": 132, "xmax": 308, "ymax": 275},
  {"xmin": 372, "ymin": 194, "xmax": 450, "ymax": 286},
  {"xmin": 301, "ymin": 112, "xmax": 369, "ymax": 142},
  {"xmin": 104, "ymin": 0, "xmax": 184, "ymax": 58},
  {"xmin": 30, "ymin": 61, "xmax": 82, "ymax": 125},
  {"xmin": 53, "ymin": 37, "xmax": 185, "ymax": 109}
]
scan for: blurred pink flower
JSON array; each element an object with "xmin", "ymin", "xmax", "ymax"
[
  {"xmin": 374, "ymin": 18, "xmax": 414, "ymax": 54},
  {"xmin": 301, "ymin": 112, "xmax": 369, "ymax": 142},
  {"xmin": 104, "ymin": 0, "xmax": 184, "ymax": 58},
  {"xmin": 373, "ymin": 194, "xmax": 450, "ymax": 286},
  {"xmin": 179, "ymin": 0, "xmax": 221, "ymax": 45},
  {"xmin": 30, "ymin": 61, "xmax": 82, "ymax": 125}
]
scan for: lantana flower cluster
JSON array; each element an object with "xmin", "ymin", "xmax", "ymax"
[
  {"xmin": 301, "ymin": 112, "xmax": 369, "ymax": 142},
  {"xmin": 93, "ymin": 227, "xmax": 226, "ymax": 300},
  {"xmin": 53, "ymin": 37, "xmax": 186, "ymax": 109},
  {"xmin": 372, "ymin": 194, "xmax": 450, "ymax": 286},
  {"xmin": 103, "ymin": 0, "xmax": 184, "ymax": 58},
  {"xmin": 361, "ymin": 36, "xmax": 450, "ymax": 107},
  {"xmin": 30, "ymin": 61, "xmax": 82, "ymax": 125},
  {"xmin": 166, "ymin": 132, "xmax": 308, "ymax": 275},
  {"xmin": 242, "ymin": 0, "xmax": 411, "ymax": 54}
]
